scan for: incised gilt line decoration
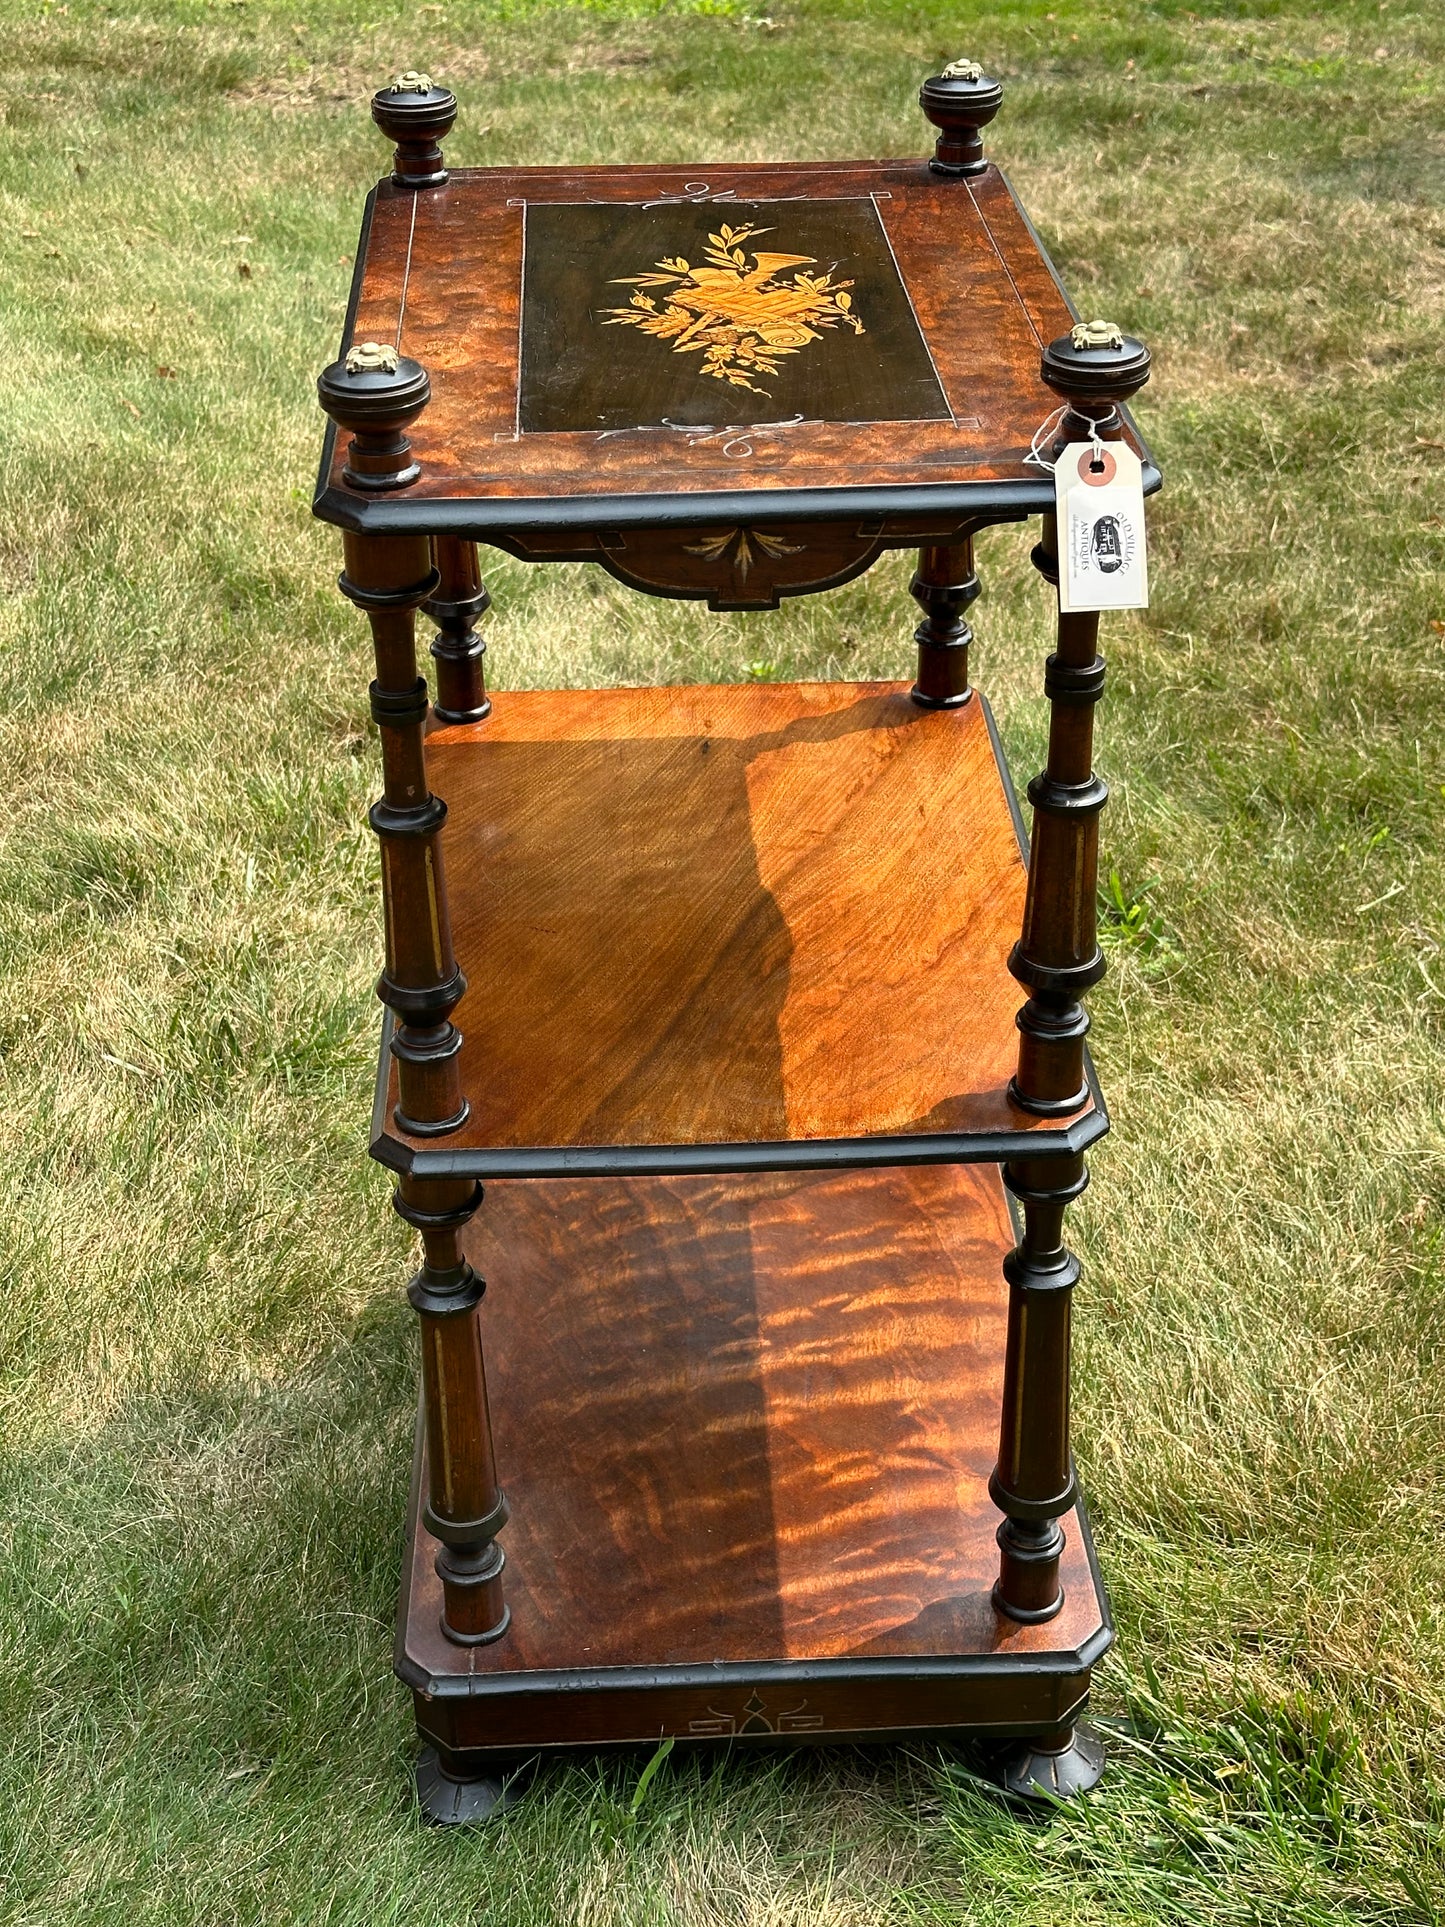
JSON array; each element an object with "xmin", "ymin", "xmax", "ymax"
[{"xmin": 601, "ymin": 221, "xmax": 866, "ymax": 396}]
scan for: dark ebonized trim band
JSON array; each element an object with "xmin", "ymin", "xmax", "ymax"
[
  {"xmin": 405, "ymin": 1627, "xmax": 1111, "ymax": 1704},
  {"xmin": 431, "ymin": 698, "xmax": 494, "ymax": 727},
  {"xmin": 439, "ymin": 1603, "xmax": 513, "ymax": 1649},
  {"xmin": 1004, "ymin": 1164, "xmax": 1091, "ymax": 1208},
  {"xmin": 376, "ymin": 966, "xmax": 467, "ymax": 1023},
  {"xmin": 1026, "ymin": 771, "xmax": 1109, "ymax": 817},
  {"xmin": 344, "ymin": 455, "xmax": 422, "ymax": 493},
  {"xmin": 394, "ymin": 1099, "xmax": 471, "ymax": 1138},
  {"xmin": 369, "ymin": 794, "xmax": 448, "ymax": 840},
  {"xmin": 370, "ymin": 677, "xmax": 429, "ymax": 727},
  {"xmin": 1008, "ymin": 945, "xmax": 1107, "ymax": 996},
  {"xmin": 337, "ymin": 566, "xmax": 441, "ymax": 611},
  {"xmin": 399, "ymin": 1567, "xmax": 1110, "ymax": 1717},
  {"xmin": 407, "ymin": 1259, "xmax": 486, "ymax": 1316},
  {"xmin": 1006, "ymin": 1079, "xmax": 1091, "ymax": 1119},
  {"xmin": 424, "ymin": 1492, "xmax": 511, "ymax": 1549},
  {"xmin": 426, "ymin": 589, "xmax": 490, "ymax": 624},
  {"xmin": 393, "ymin": 1182, "xmax": 484, "ymax": 1233},
  {"xmin": 313, "ymin": 464, "xmax": 1163, "ymax": 541},
  {"xmin": 1043, "ymin": 655, "xmax": 1106, "ymax": 706},
  {"xmin": 991, "ymin": 1583, "xmax": 1065, "ymax": 1625},
  {"xmin": 1015, "ymin": 1002, "xmax": 1091, "ymax": 1045},
  {"xmin": 991, "ymin": 1516, "xmax": 1067, "ymax": 1624},
  {"xmin": 390, "ymin": 1026, "xmax": 465, "ymax": 1069},
  {"xmin": 1002, "ymin": 1247, "xmax": 1082, "ymax": 1295},
  {"xmin": 988, "ymin": 1467, "xmax": 1080, "ymax": 1525},
  {"xmin": 374, "ymin": 1112, "xmax": 1112, "ymax": 1181},
  {"xmin": 1030, "ymin": 540, "xmax": 1060, "ymax": 586}
]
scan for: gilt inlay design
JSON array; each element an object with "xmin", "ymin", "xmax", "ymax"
[
  {"xmin": 683, "ymin": 525, "xmax": 804, "ymax": 582},
  {"xmin": 601, "ymin": 221, "xmax": 866, "ymax": 398},
  {"xmin": 687, "ymin": 1692, "xmax": 825, "ymax": 1737},
  {"xmin": 516, "ymin": 197, "xmax": 951, "ymax": 435}
]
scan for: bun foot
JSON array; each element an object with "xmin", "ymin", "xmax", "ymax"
[
  {"xmin": 415, "ymin": 1746, "xmax": 518, "ymax": 1826},
  {"xmin": 976, "ymin": 1723, "xmax": 1105, "ymax": 1801}
]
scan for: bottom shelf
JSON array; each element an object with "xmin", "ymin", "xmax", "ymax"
[{"xmin": 397, "ymin": 1164, "xmax": 1110, "ymax": 1757}]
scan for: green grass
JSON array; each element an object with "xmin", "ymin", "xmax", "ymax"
[{"xmin": 2, "ymin": 0, "xmax": 1444, "ymax": 1919}]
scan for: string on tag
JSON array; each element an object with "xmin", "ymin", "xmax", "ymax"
[{"xmin": 1024, "ymin": 404, "xmax": 1069, "ymax": 473}]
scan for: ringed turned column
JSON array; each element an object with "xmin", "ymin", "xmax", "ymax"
[
  {"xmin": 369, "ymin": 75, "xmax": 495, "ymax": 731},
  {"xmin": 317, "ymin": 343, "xmax": 510, "ymax": 1648},
  {"xmin": 909, "ymin": 536, "xmax": 979, "ymax": 708},
  {"xmin": 425, "ymin": 537, "xmax": 493, "ymax": 725},
  {"xmin": 991, "ymin": 321, "xmax": 1152, "ymax": 1633},
  {"xmin": 910, "ymin": 66, "xmax": 1001, "ymax": 705}
]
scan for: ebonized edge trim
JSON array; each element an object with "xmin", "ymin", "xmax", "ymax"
[
  {"xmin": 314, "ymin": 467, "xmax": 1162, "ymax": 539},
  {"xmin": 371, "ymin": 1110, "xmax": 1110, "ymax": 1179}
]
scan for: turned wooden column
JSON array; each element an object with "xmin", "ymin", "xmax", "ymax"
[
  {"xmin": 992, "ymin": 321, "xmax": 1152, "ymax": 1625},
  {"xmin": 317, "ymin": 344, "xmax": 509, "ymax": 1647},
  {"xmin": 425, "ymin": 537, "xmax": 492, "ymax": 725},
  {"xmin": 909, "ymin": 536, "xmax": 978, "ymax": 708}
]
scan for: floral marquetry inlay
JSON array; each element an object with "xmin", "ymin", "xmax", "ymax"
[{"xmin": 601, "ymin": 222, "xmax": 867, "ymax": 397}]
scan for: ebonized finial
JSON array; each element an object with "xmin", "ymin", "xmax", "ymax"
[
  {"xmin": 317, "ymin": 344, "xmax": 430, "ymax": 490},
  {"xmin": 371, "ymin": 72, "xmax": 457, "ymax": 190},
  {"xmin": 1039, "ymin": 321, "xmax": 1152, "ymax": 439},
  {"xmin": 919, "ymin": 60, "xmax": 1004, "ymax": 176}
]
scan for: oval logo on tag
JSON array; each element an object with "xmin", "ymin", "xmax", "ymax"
[{"xmin": 1091, "ymin": 514, "xmax": 1125, "ymax": 572}]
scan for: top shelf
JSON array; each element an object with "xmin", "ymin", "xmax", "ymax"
[
  {"xmin": 314, "ymin": 159, "xmax": 1158, "ymax": 537},
  {"xmin": 373, "ymin": 680, "xmax": 1105, "ymax": 1182}
]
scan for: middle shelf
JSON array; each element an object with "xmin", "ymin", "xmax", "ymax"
[{"xmin": 373, "ymin": 679, "xmax": 1105, "ymax": 1180}]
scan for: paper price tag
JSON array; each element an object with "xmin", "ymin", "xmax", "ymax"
[{"xmin": 1054, "ymin": 441, "xmax": 1149, "ymax": 613}]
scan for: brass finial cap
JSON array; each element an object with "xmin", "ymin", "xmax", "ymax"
[
  {"xmin": 371, "ymin": 73, "xmax": 457, "ymax": 190},
  {"xmin": 919, "ymin": 60, "xmax": 1004, "ymax": 176},
  {"xmin": 1041, "ymin": 322, "xmax": 1152, "ymax": 406},
  {"xmin": 317, "ymin": 346, "xmax": 431, "ymax": 490}
]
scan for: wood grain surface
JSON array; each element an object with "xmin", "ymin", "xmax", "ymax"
[
  {"xmin": 378, "ymin": 680, "xmax": 1096, "ymax": 1168},
  {"xmin": 398, "ymin": 1164, "xmax": 1105, "ymax": 1706},
  {"xmin": 327, "ymin": 160, "xmax": 1113, "ymax": 512}
]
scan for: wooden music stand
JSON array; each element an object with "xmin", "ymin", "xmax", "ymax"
[{"xmin": 313, "ymin": 61, "xmax": 1158, "ymax": 1823}]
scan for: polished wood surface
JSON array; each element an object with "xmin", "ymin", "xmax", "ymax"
[
  {"xmin": 397, "ymin": 1164, "xmax": 1106, "ymax": 1748},
  {"xmin": 322, "ymin": 161, "xmax": 1127, "ymax": 518},
  {"xmin": 376, "ymin": 680, "xmax": 1097, "ymax": 1172}
]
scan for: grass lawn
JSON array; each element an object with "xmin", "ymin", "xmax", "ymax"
[{"xmin": 2, "ymin": 0, "xmax": 1444, "ymax": 1919}]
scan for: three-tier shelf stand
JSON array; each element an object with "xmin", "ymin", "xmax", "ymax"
[{"xmin": 313, "ymin": 63, "xmax": 1158, "ymax": 1823}]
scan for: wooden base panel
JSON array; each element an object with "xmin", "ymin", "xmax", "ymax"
[{"xmin": 396, "ymin": 1163, "xmax": 1110, "ymax": 1759}]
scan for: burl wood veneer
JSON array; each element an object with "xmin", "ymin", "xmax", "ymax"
[
  {"xmin": 316, "ymin": 159, "xmax": 1157, "ymax": 544},
  {"xmin": 399, "ymin": 1163, "xmax": 1108, "ymax": 1758}
]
